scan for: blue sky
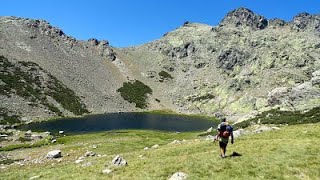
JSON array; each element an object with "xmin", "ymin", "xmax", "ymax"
[{"xmin": 1, "ymin": 0, "xmax": 319, "ymax": 47}]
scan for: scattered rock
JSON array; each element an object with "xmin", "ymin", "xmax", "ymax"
[
  {"xmin": 29, "ymin": 175, "xmax": 41, "ymax": 180},
  {"xmin": 102, "ymin": 168, "xmax": 112, "ymax": 174},
  {"xmin": 31, "ymin": 134, "xmax": 43, "ymax": 140},
  {"xmin": 206, "ymin": 127, "xmax": 213, "ymax": 133},
  {"xmin": 81, "ymin": 162, "xmax": 93, "ymax": 167},
  {"xmin": 46, "ymin": 150, "xmax": 62, "ymax": 159},
  {"xmin": 169, "ymin": 140, "xmax": 181, "ymax": 144},
  {"xmin": 151, "ymin": 144, "xmax": 159, "ymax": 149},
  {"xmin": 59, "ymin": 131, "xmax": 64, "ymax": 134},
  {"xmin": 169, "ymin": 172, "xmax": 188, "ymax": 180},
  {"xmin": 205, "ymin": 135, "xmax": 216, "ymax": 141},
  {"xmin": 144, "ymin": 147, "xmax": 149, "ymax": 150},
  {"xmin": 51, "ymin": 139, "xmax": 57, "ymax": 143},
  {"xmin": 77, "ymin": 156, "xmax": 85, "ymax": 160},
  {"xmin": 254, "ymin": 126, "xmax": 273, "ymax": 133},
  {"xmin": 271, "ymin": 127, "xmax": 281, "ymax": 130},
  {"xmin": 75, "ymin": 159, "xmax": 83, "ymax": 164},
  {"xmin": 84, "ymin": 151, "xmax": 96, "ymax": 157},
  {"xmin": 233, "ymin": 129, "xmax": 245, "ymax": 138},
  {"xmin": 111, "ymin": 155, "xmax": 127, "ymax": 166}
]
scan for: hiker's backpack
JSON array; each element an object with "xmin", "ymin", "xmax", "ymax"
[{"xmin": 218, "ymin": 123, "xmax": 233, "ymax": 138}]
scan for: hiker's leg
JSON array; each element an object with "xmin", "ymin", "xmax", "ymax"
[
  {"xmin": 220, "ymin": 147, "xmax": 224, "ymax": 156},
  {"xmin": 219, "ymin": 142, "xmax": 226, "ymax": 157}
]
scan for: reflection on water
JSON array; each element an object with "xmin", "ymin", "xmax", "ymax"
[{"xmin": 19, "ymin": 112, "xmax": 216, "ymax": 134}]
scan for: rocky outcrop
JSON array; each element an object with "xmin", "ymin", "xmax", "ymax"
[
  {"xmin": 87, "ymin": 38, "xmax": 117, "ymax": 61},
  {"xmin": 292, "ymin": 13, "xmax": 320, "ymax": 32},
  {"xmin": 216, "ymin": 48, "xmax": 249, "ymax": 71},
  {"xmin": 219, "ymin": 7, "xmax": 268, "ymax": 30}
]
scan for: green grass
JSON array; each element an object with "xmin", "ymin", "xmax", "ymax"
[
  {"xmin": 0, "ymin": 136, "xmax": 52, "ymax": 151},
  {"xmin": 117, "ymin": 80, "xmax": 152, "ymax": 108},
  {"xmin": 1, "ymin": 124, "xmax": 319, "ymax": 179}
]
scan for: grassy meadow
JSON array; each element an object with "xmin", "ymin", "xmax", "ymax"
[{"xmin": 1, "ymin": 123, "xmax": 320, "ymax": 179}]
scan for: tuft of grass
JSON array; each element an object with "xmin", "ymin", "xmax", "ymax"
[{"xmin": 117, "ymin": 80, "xmax": 152, "ymax": 108}]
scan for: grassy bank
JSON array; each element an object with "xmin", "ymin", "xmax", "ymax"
[{"xmin": 1, "ymin": 123, "xmax": 320, "ymax": 179}]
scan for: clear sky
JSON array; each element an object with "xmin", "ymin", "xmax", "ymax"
[{"xmin": 1, "ymin": 0, "xmax": 319, "ymax": 47}]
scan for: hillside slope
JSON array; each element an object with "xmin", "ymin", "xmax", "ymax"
[
  {"xmin": 118, "ymin": 8, "xmax": 320, "ymax": 121},
  {"xmin": 1, "ymin": 8, "xmax": 320, "ymax": 122}
]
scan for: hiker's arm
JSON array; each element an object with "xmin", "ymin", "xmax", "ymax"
[{"xmin": 231, "ymin": 132, "xmax": 234, "ymax": 144}]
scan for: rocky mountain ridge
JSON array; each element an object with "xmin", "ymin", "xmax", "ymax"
[{"xmin": 1, "ymin": 7, "xmax": 320, "ymax": 123}]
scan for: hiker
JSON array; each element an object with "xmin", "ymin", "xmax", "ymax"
[{"xmin": 215, "ymin": 117, "xmax": 234, "ymax": 158}]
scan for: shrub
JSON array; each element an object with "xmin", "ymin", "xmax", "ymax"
[
  {"xmin": 117, "ymin": 80, "xmax": 152, "ymax": 108},
  {"xmin": 234, "ymin": 106, "xmax": 320, "ymax": 129},
  {"xmin": 159, "ymin": 71, "xmax": 173, "ymax": 80}
]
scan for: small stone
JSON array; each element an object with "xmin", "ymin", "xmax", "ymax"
[
  {"xmin": 144, "ymin": 147, "xmax": 149, "ymax": 150},
  {"xmin": 51, "ymin": 139, "xmax": 57, "ymax": 143},
  {"xmin": 29, "ymin": 175, "xmax": 40, "ymax": 180},
  {"xmin": 82, "ymin": 162, "xmax": 93, "ymax": 167},
  {"xmin": 111, "ymin": 155, "xmax": 127, "ymax": 166},
  {"xmin": 75, "ymin": 159, "xmax": 83, "ymax": 164},
  {"xmin": 59, "ymin": 131, "xmax": 64, "ymax": 134},
  {"xmin": 151, "ymin": 144, "xmax": 159, "ymax": 149},
  {"xmin": 46, "ymin": 150, "xmax": 62, "ymax": 159},
  {"xmin": 169, "ymin": 172, "xmax": 188, "ymax": 180},
  {"xmin": 85, "ymin": 151, "xmax": 96, "ymax": 157},
  {"xmin": 169, "ymin": 140, "xmax": 181, "ymax": 144},
  {"xmin": 78, "ymin": 156, "xmax": 85, "ymax": 160},
  {"xmin": 271, "ymin": 127, "xmax": 280, "ymax": 130},
  {"xmin": 102, "ymin": 168, "xmax": 112, "ymax": 174},
  {"xmin": 205, "ymin": 135, "xmax": 215, "ymax": 141}
]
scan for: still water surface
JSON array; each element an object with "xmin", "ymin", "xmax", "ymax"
[{"xmin": 19, "ymin": 112, "xmax": 216, "ymax": 134}]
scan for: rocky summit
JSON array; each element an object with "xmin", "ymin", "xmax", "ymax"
[{"xmin": 1, "ymin": 7, "xmax": 320, "ymax": 123}]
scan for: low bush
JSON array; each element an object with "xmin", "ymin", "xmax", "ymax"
[
  {"xmin": 117, "ymin": 80, "xmax": 152, "ymax": 108},
  {"xmin": 235, "ymin": 106, "xmax": 320, "ymax": 129}
]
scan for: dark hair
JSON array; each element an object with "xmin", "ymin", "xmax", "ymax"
[{"xmin": 220, "ymin": 117, "xmax": 226, "ymax": 122}]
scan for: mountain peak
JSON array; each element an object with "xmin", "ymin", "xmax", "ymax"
[
  {"xmin": 292, "ymin": 12, "xmax": 320, "ymax": 31},
  {"xmin": 220, "ymin": 7, "xmax": 268, "ymax": 30}
]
